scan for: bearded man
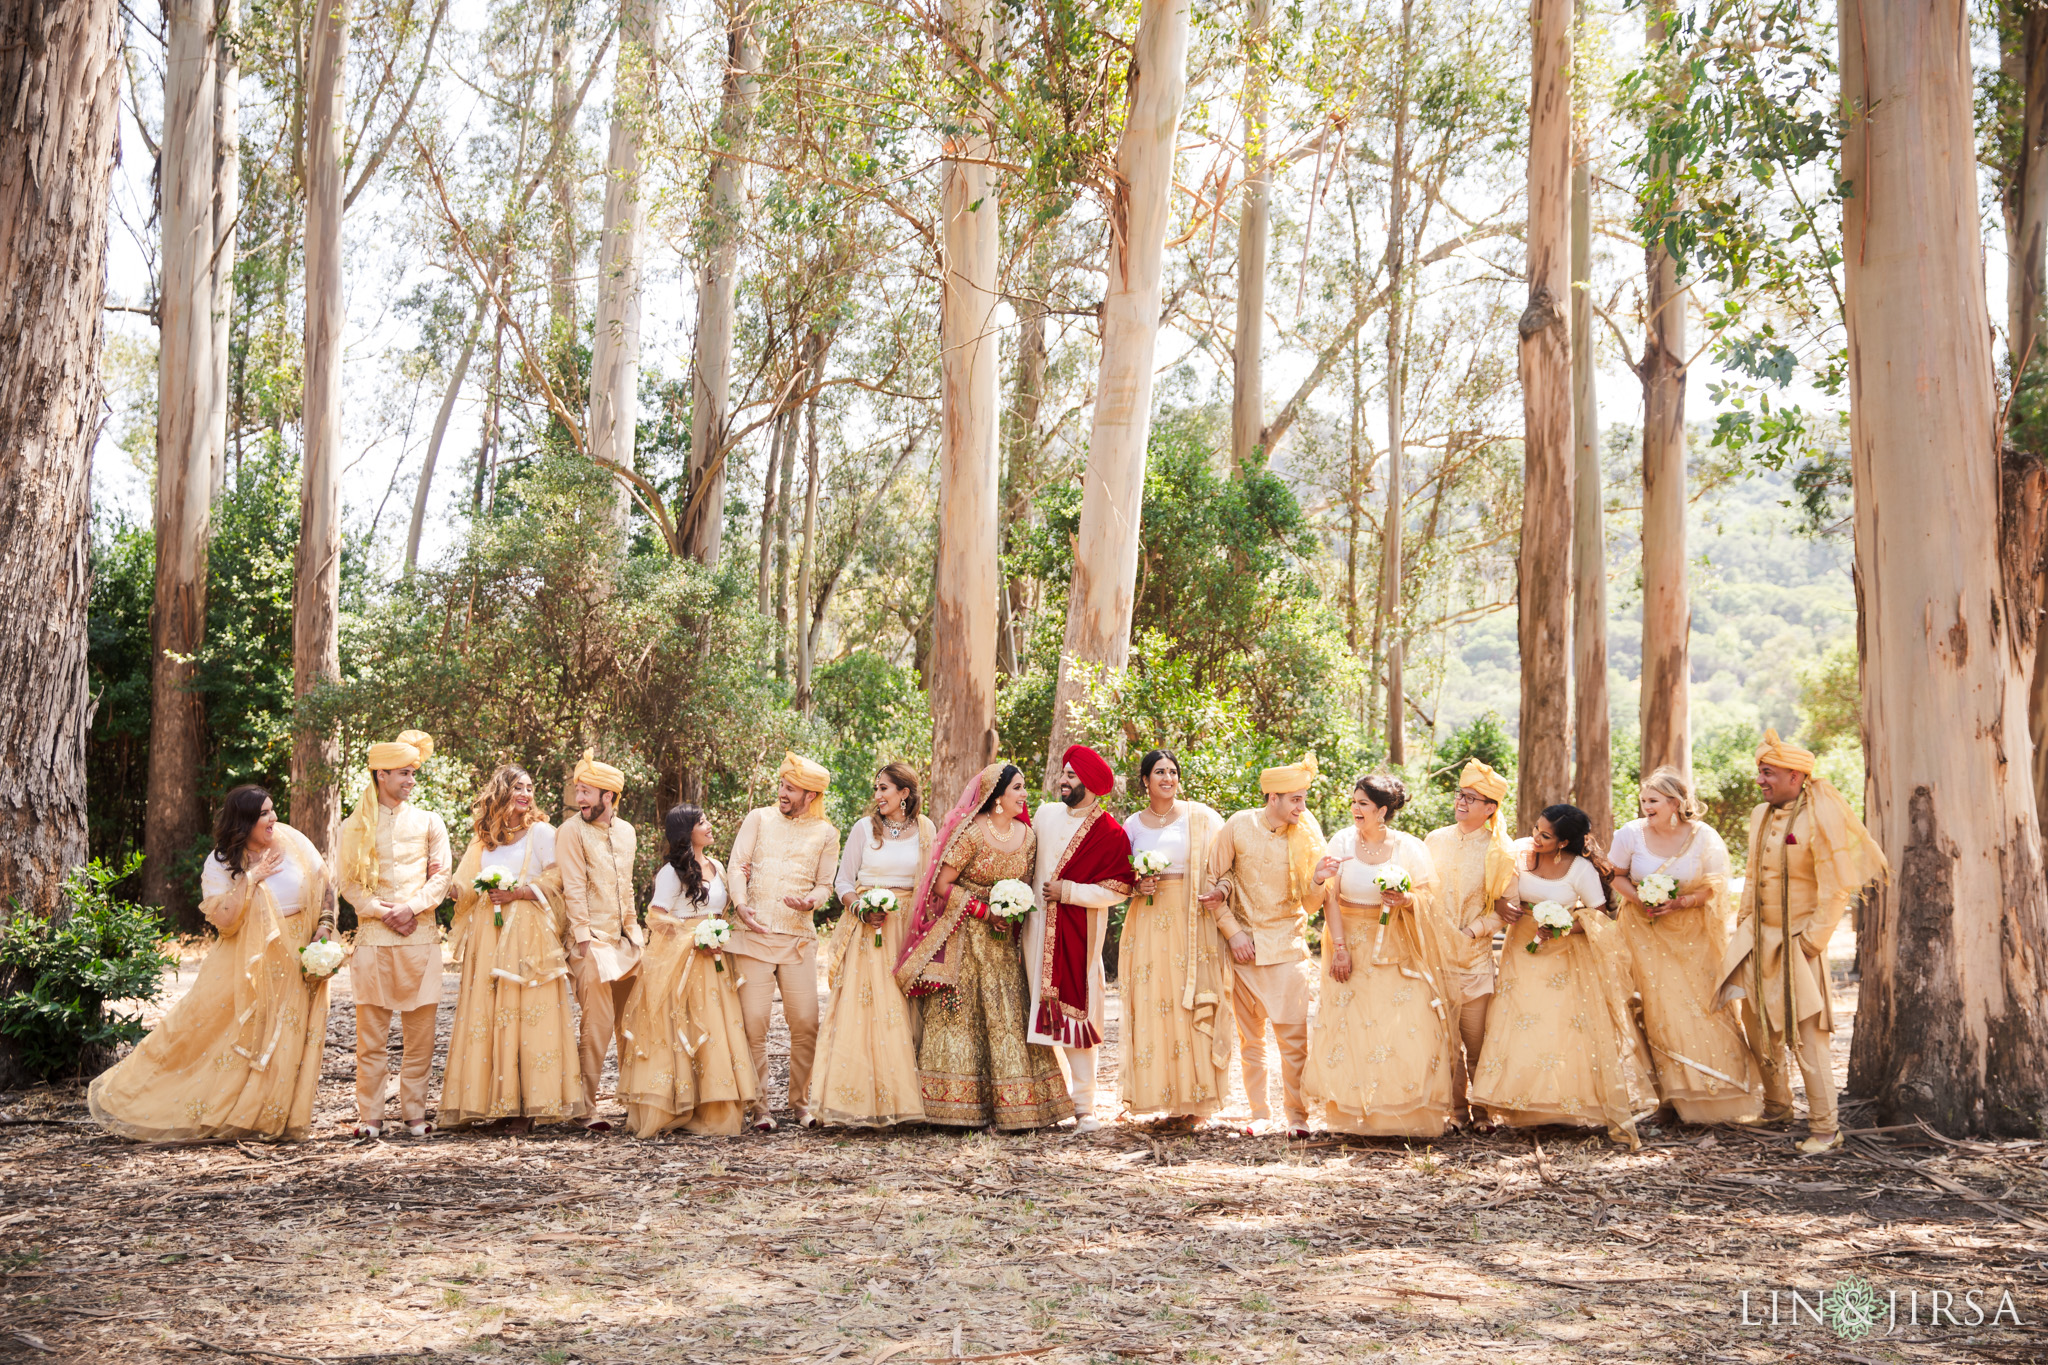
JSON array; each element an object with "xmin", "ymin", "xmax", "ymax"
[{"xmin": 559, "ymin": 750, "xmax": 640, "ymax": 1131}]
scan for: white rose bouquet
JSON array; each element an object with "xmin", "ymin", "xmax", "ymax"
[
  {"xmin": 1370, "ymin": 864, "xmax": 1413, "ymax": 925},
  {"xmin": 473, "ymin": 865, "xmax": 520, "ymax": 928},
  {"xmin": 693, "ymin": 915, "xmax": 732, "ymax": 970},
  {"xmin": 856, "ymin": 887, "xmax": 899, "ymax": 947},
  {"xmin": 1131, "ymin": 850, "xmax": 1171, "ymax": 905},
  {"xmin": 299, "ymin": 938, "xmax": 346, "ymax": 981},
  {"xmin": 1638, "ymin": 873, "xmax": 1681, "ymax": 910},
  {"xmin": 1525, "ymin": 899, "xmax": 1575, "ymax": 953},
  {"xmin": 986, "ymin": 878, "xmax": 1035, "ymax": 931}
]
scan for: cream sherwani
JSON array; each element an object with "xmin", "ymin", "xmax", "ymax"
[
  {"xmin": 1024, "ymin": 800, "xmax": 1125, "ymax": 1121},
  {"xmin": 1424, "ymin": 823, "xmax": 1502, "ymax": 1117},
  {"xmin": 729, "ymin": 805, "xmax": 840, "ymax": 1121},
  {"xmin": 1206, "ymin": 809, "xmax": 1326, "ymax": 1126},
  {"xmin": 558, "ymin": 812, "xmax": 641, "ymax": 1108},
  {"xmin": 338, "ymin": 802, "xmax": 453, "ymax": 1124}
]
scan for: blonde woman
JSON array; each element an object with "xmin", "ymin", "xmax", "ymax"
[
  {"xmin": 809, "ymin": 763, "xmax": 934, "ymax": 1127},
  {"xmin": 617, "ymin": 806, "xmax": 758, "ymax": 1136},
  {"xmin": 89, "ymin": 786, "xmax": 336, "ymax": 1142},
  {"xmin": 1302, "ymin": 775, "xmax": 1457, "ymax": 1137},
  {"xmin": 1118, "ymin": 749, "xmax": 1229, "ymax": 1127},
  {"xmin": 441, "ymin": 767, "xmax": 586, "ymax": 1131},
  {"xmin": 1607, "ymin": 766, "xmax": 1760, "ymax": 1124}
]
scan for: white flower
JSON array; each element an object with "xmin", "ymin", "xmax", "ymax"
[
  {"xmin": 1131, "ymin": 849, "xmax": 1172, "ymax": 878},
  {"xmin": 987, "ymin": 878, "xmax": 1036, "ymax": 922},
  {"xmin": 299, "ymin": 940, "xmax": 346, "ymax": 978},
  {"xmin": 1639, "ymin": 873, "xmax": 1680, "ymax": 907},
  {"xmin": 1531, "ymin": 900, "xmax": 1574, "ymax": 932},
  {"xmin": 857, "ymin": 887, "xmax": 900, "ymax": 915},
  {"xmin": 1370, "ymin": 864, "xmax": 1413, "ymax": 893},
  {"xmin": 473, "ymin": 865, "xmax": 519, "ymax": 893},
  {"xmin": 693, "ymin": 917, "xmax": 731, "ymax": 950}
]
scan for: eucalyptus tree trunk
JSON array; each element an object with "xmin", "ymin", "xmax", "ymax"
[
  {"xmin": 793, "ymin": 337, "xmax": 827, "ymax": 715},
  {"xmin": 998, "ymin": 272, "xmax": 1048, "ymax": 678},
  {"xmin": 1841, "ymin": 0, "xmax": 2048, "ymax": 1137},
  {"xmin": 1043, "ymin": 0, "xmax": 1192, "ymax": 789},
  {"xmin": 756, "ymin": 405, "xmax": 787, "ymax": 615},
  {"xmin": 588, "ymin": 0, "xmax": 657, "ymax": 524},
  {"xmin": 405, "ymin": 295, "xmax": 485, "ymax": 572},
  {"xmin": 2010, "ymin": 2, "xmax": 2048, "ymax": 836},
  {"xmin": 145, "ymin": 0, "xmax": 222, "ymax": 921},
  {"xmin": 929, "ymin": 0, "xmax": 1002, "ymax": 802},
  {"xmin": 292, "ymin": 0, "xmax": 347, "ymax": 860},
  {"xmin": 208, "ymin": 0, "xmax": 238, "ymax": 499},
  {"xmin": 1638, "ymin": 6, "xmax": 1690, "ymax": 781},
  {"xmin": 0, "ymin": 0, "xmax": 116, "ymax": 924},
  {"xmin": 1569, "ymin": 0, "xmax": 1610, "ymax": 844},
  {"xmin": 1230, "ymin": 0, "xmax": 1270, "ymax": 476},
  {"xmin": 680, "ymin": 0, "xmax": 761, "ymax": 565},
  {"xmin": 548, "ymin": 0, "xmax": 576, "ymax": 356},
  {"xmin": 1515, "ymin": 0, "xmax": 1574, "ymax": 832},
  {"xmin": 1380, "ymin": 0, "xmax": 1412, "ymax": 765}
]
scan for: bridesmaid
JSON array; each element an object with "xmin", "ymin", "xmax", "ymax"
[
  {"xmin": 1118, "ymin": 749, "xmax": 1229, "ymax": 1129},
  {"xmin": 616, "ymin": 806, "xmax": 759, "ymax": 1136},
  {"xmin": 1607, "ymin": 766, "xmax": 1761, "ymax": 1124},
  {"xmin": 440, "ymin": 766, "xmax": 586, "ymax": 1132},
  {"xmin": 89, "ymin": 786, "xmax": 336, "ymax": 1142},
  {"xmin": 1302, "ymin": 775, "xmax": 1458, "ymax": 1137},
  {"xmin": 809, "ymin": 763, "xmax": 934, "ymax": 1127},
  {"xmin": 1467, "ymin": 803, "xmax": 1643, "ymax": 1149}
]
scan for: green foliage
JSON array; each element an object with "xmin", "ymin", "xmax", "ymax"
[
  {"xmin": 0, "ymin": 857, "xmax": 174, "ymax": 1080},
  {"xmin": 1796, "ymin": 638, "xmax": 1859, "ymax": 752},
  {"xmin": 197, "ymin": 438, "xmax": 303, "ymax": 802},
  {"xmin": 86, "ymin": 524, "xmax": 156, "ymax": 878},
  {"xmin": 811, "ymin": 650, "xmax": 933, "ymax": 831}
]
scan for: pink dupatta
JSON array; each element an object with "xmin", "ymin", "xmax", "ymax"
[{"xmin": 894, "ymin": 762, "xmax": 1026, "ymax": 997}]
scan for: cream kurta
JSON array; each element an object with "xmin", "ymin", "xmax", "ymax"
[
  {"xmin": 1118, "ymin": 802, "xmax": 1231, "ymax": 1119},
  {"xmin": 617, "ymin": 866, "xmax": 759, "ymax": 1136},
  {"xmin": 1207, "ymin": 808, "xmax": 1326, "ymax": 1127},
  {"xmin": 1718, "ymin": 800, "xmax": 1843, "ymax": 1034},
  {"xmin": 339, "ymin": 801, "xmax": 452, "ymax": 1011},
  {"xmin": 1611, "ymin": 818, "xmax": 1759, "ymax": 1124},
  {"xmin": 440, "ymin": 824, "xmax": 587, "ymax": 1126},
  {"xmin": 89, "ymin": 827, "xmax": 334, "ymax": 1142},
  {"xmin": 558, "ymin": 813, "xmax": 642, "ymax": 980},
  {"xmin": 728, "ymin": 805, "xmax": 840, "ymax": 959},
  {"xmin": 1023, "ymin": 801, "xmax": 1124, "ymax": 1049},
  {"xmin": 1423, "ymin": 824, "xmax": 1505, "ymax": 1001}
]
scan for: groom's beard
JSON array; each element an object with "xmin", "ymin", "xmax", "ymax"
[{"xmin": 1062, "ymin": 785, "xmax": 1088, "ymax": 809}]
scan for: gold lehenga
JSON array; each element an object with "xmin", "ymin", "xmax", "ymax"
[
  {"xmin": 809, "ymin": 889, "xmax": 927, "ymax": 1127},
  {"xmin": 88, "ymin": 826, "xmax": 333, "ymax": 1143},
  {"xmin": 1117, "ymin": 803, "xmax": 1230, "ymax": 1120},
  {"xmin": 439, "ymin": 826, "xmax": 587, "ymax": 1127},
  {"xmin": 900, "ymin": 816, "xmax": 1073, "ymax": 1130},
  {"xmin": 616, "ymin": 871, "xmax": 759, "ymax": 1137}
]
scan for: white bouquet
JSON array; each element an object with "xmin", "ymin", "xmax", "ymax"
[
  {"xmin": 1638, "ymin": 873, "xmax": 1681, "ymax": 909},
  {"xmin": 1370, "ymin": 863, "xmax": 1413, "ymax": 925},
  {"xmin": 856, "ymin": 887, "xmax": 899, "ymax": 947},
  {"xmin": 1525, "ymin": 899, "xmax": 1575, "ymax": 953},
  {"xmin": 1131, "ymin": 849, "xmax": 1171, "ymax": 904},
  {"xmin": 299, "ymin": 939, "xmax": 346, "ymax": 980},
  {"xmin": 693, "ymin": 915, "xmax": 732, "ymax": 970},
  {"xmin": 473, "ymin": 864, "xmax": 520, "ymax": 928},
  {"xmin": 987, "ymin": 878, "xmax": 1035, "ymax": 928}
]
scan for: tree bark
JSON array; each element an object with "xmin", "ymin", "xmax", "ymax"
[
  {"xmin": 1638, "ymin": 7, "xmax": 1690, "ymax": 783},
  {"xmin": 0, "ymin": 0, "xmax": 116, "ymax": 923},
  {"xmin": 292, "ymin": 0, "xmax": 346, "ymax": 861},
  {"xmin": 405, "ymin": 293, "xmax": 485, "ymax": 572},
  {"xmin": 2010, "ymin": 1, "xmax": 2048, "ymax": 849},
  {"xmin": 1043, "ymin": 0, "xmax": 1192, "ymax": 789},
  {"xmin": 680, "ymin": 0, "xmax": 760, "ymax": 566},
  {"xmin": 1841, "ymin": 0, "xmax": 2048, "ymax": 1137},
  {"xmin": 208, "ymin": 0, "xmax": 237, "ymax": 500},
  {"xmin": 757, "ymin": 403, "xmax": 786, "ymax": 616},
  {"xmin": 1570, "ymin": 0, "xmax": 1610, "ymax": 844},
  {"xmin": 930, "ymin": 0, "xmax": 1002, "ymax": 803},
  {"xmin": 793, "ymin": 335, "xmax": 827, "ymax": 715},
  {"xmin": 1515, "ymin": 0, "xmax": 1574, "ymax": 833},
  {"xmin": 1380, "ymin": 0, "xmax": 1412, "ymax": 766},
  {"xmin": 774, "ymin": 372, "xmax": 795, "ymax": 680},
  {"xmin": 1229, "ymin": 0, "xmax": 1270, "ymax": 476},
  {"xmin": 145, "ymin": 0, "xmax": 221, "ymax": 922},
  {"xmin": 588, "ymin": 0, "xmax": 657, "ymax": 526},
  {"xmin": 997, "ymin": 267, "xmax": 1048, "ymax": 678},
  {"xmin": 548, "ymin": 0, "xmax": 576, "ymax": 356}
]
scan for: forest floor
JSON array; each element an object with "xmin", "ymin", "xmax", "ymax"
[{"xmin": 3, "ymin": 937, "xmax": 2046, "ymax": 1365}]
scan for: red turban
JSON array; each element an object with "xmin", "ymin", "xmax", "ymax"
[{"xmin": 1063, "ymin": 745, "xmax": 1115, "ymax": 797}]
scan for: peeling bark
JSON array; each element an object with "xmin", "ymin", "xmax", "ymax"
[
  {"xmin": 588, "ymin": 0, "xmax": 658, "ymax": 527},
  {"xmin": 1570, "ymin": 54, "xmax": 1610, "ymax": 844},
  {"xmin": 1229, "ymin": 0, "xmax": 1270, "ymax": 476}
]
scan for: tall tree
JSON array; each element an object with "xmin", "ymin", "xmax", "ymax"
[
  {"xmin": 1229, "ymin": 0, "xmax": 1270, "ymax": 476},
  {"xmin": 679, "ymin": 0, "xmax": 760, "ymax": 565},
  {"xmin": 292, "ymin": 0, "xmax": 347, "ymax": 860},
  {"xmin": 1569, "ymin": 0, "xmax": 1609, "ymax": 842},
  {"xmin": 1379, "ymin": 0, "xmax": 1413, "ymax": 765},
  {"xmin": 145, "ymin": 0, "xmax": 226, "ymax": 919},
  {"xmin": 1637, "ymin": 4, "xmax": 1690, "ymax": 780},
  {"xmin": 1042, "ymin": 0, "xmax": 1192, "ymax": 787},
  {"xmin": 587, "ymin": 0, "xmax": 657, "ymax": 508},
  {"xmin": 549, "ymin": 0, "xmax": 578, "ymax": 355},
  {"xmin": 997, "ymin": 257, "xmax": 1049, "ymax": 678},
  {"xmin": 2007, "ymin": 1, "xmax": 2048, "ymax": 833},
  {"xmin": 1841, "ymin": 0, "xmax": 2048, "ymax": 1136},
  {"xmin": 1515, "ymin": 0, "xmax": 1573, "ymax": 831},
  {"xmin": 0, "ymin": 0, "xmax": 117, "ymax": 921},
  {"xmin": 208, "ymin": 0, "xmax": 238, "ymax": 499}
]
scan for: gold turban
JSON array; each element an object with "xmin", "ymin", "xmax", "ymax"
[
  {"xmin": 573, "ymin": 749, "xmax": 626, "ymax": 795},
  {"xmin": 1456, "ymin": 758, "xmax": 1510, "ymax": 804},
  {"xmin": 366, "ymin": 729, "xmax": 434, "ymax": 771},
  {"xmin": 1259, "ymin": 752, "xmax": 1318, "ymax": 795},
  {"xmin": 1454, "ymin": 758, "xmax": 1517, "ymax": 902},
  {"xmin": 1756, "ymin": 728, "xmax": 1818, "ymax": 775},
  {"xmin": 344, "ymin": 730, "xmax": 434, "ymax": 893},
  {"xmin": 777, "ymin": 751, "xmax": 831, "ymax": 794}
]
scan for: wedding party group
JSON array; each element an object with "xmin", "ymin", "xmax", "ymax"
[{"xmin": 84, "ymin": 726, "xmax": 1888, "ymax": 1156}]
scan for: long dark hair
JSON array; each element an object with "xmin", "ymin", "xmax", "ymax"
[
  {"xmin": 864, "ymin": 762, "xmax": 923, "ymax": 850},
  {"xmin": 1138, "ymin": 749, "xmax": 1180, "ymax": 790},
  {"xmin": 665, "ymin": 805, "xmax": 709, "ymax": 907},
  {"xmin": 1539, "ymin": 803, "xmax": 1592, "ymax": 858},
  {"xmin": 975, "ymin": 764, "xmax": 1023, "ymax": 818},
  {"xmin": 214, "ymin": 784, "xmax": 274, "ymax": 874}
]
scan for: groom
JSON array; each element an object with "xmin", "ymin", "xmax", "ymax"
[{"xmin": 1026, "ymin": 745, "xmax": 1134, "ymax": 1133}]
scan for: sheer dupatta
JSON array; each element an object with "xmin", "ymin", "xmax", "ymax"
[{"xmin": 894, "ymin": 763, "xmax": 1022, "ymax": 997}]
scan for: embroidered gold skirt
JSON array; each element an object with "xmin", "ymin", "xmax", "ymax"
[
  {"xmin": 918, "ymin": 917, "xmax": 1073, "ymax": 1130},
  {"xmin": 617, "ymin": 915, "xmax": 759, "ymax": 1137},
  {"xmin": 1117, "ymin": 876, "xmax": 1230, "ymax": 1119}
]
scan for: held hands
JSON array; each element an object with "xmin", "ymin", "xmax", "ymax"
[
  {"xmin": 1198, "ymin": 887, "xmax": 1226, "ymax": 908},
  {"xmin": 1227, "ymin": 931, "xmax": 1256, "ymax": 965},
  {"xmin": 1493, "ymin": 896, "xmax": 1525, "ymax": 924},
  {"xmin": 381, "ymin": 904, "xmax": 420, "ymax": 937}
]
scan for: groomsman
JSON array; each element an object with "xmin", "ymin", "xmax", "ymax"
[
  {"xmin": 1200, "ymin": 754, "xmax": 1335, "ymax": 1139},
  {"xmin": 560, "ymin": 750, "xmax": 641, "ymax": 1131},
  {"xmin": 339, "ymin": 730, "xmax": 452, "ymax": 1138},
  {"xmin": 1026, "ymin": 745, "xmax": 1134, "ymax": 1133},
  {"xmin": 1423, "ymin": 758, "xmax": 1517, "ymax": 1123}
]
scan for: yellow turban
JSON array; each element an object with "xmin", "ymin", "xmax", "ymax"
[
  {"xmin": 1456, "ymin": 758, "xmax": 1510, "ymax": 804},
  {"xmin": 1756, "ymin": 728, "xmax": 1818, "ymax": 774},
  {"xmin": 777, "ymin": 751, "xmax": 831, "ymax": 794},
  {"xmin": 344, "ymin": 730, "xmax": 434, "ymax": 892},
  {"xmin": 1259, "ymin": 752, "xmax": 1318, "ymax": 795},
  {"xmin": 573, "ymin": 749, "xmax": 626, "ymax": 795},
  {"xmin": 366, "ymin": 729, "xmax": 433, "ymax": 771}
]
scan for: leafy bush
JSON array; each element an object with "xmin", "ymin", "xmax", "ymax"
[{"xmin": 0, "ymin": 857, "xmax": 175, "ymax": 1080}]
